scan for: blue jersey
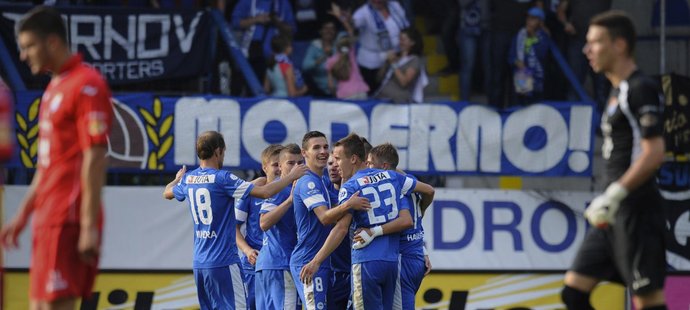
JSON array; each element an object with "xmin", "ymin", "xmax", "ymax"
[
  {"xmin": 290, "ymin": 170, "xmax": 333, "ymax": 268},
  {"xmin": 235, "ymin": 195, "xmax": 265, "ymax": 270},
  {"xmin": 339, "ymin": 168, "xmax": 416, "ymax": 264},
  {"xmin": 323, "ymin": 173, "xmax": 351, "ymax": 273},
  {"xmin": 256, "ymin": 184, "xmax": 296, "ymax": 271},
  {"xmin": 172, "ymin": 167, "xmax": 254, "ymax": 268},
  {"xmin": 399, "ymin": 175, "xmax": 425, "ymax": 258}
]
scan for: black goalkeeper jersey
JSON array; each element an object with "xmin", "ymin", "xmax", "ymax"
[{"xmin": 601, "ymin": 70, "xmax": 664, "ymax": 190}]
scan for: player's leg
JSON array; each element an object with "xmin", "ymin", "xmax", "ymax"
[
  {"xmin": 290, "ymin": 266, "xmax": 307, "ymax": 307},
  {"xmin": 614, "ymin": 197, "xmax": 667, "ymax": 309},
  {"xmin": 301, "ymin": 268, "xmax": 329, "ymax": 310},
  {"xmin": 399, "ymin": 254, "xmax": 426, "ymax": 309},
  {"xmin": 351, "ymin": 262, "xmax": 389, "ymax": 310},
  {"xmin": 328, "ymin": 271, "xmax": 351, "ymax": 310},
  {"xmin": 193, "ymin": 268, "xmax": 213, "ymax": 310},
  {"xmin": 561, "ymin": 228, "xmax": 615, "ymax": 310},
  {"xmin": 31, "ymin": 226, "xmax": 100, "ymax": 310},
  {"xmin": 243, "ymin": 269, "xmax": 256, "ymax": 310},
  {"xmin": 42, "ymin": 298, "xmax": 77, "ymax": 310},
  {"xmin": 379, "ymin": 261, "xmax": 400, "ymax": 310},
  {"xmin": 258, "ymin": 269, "xmax": 299, "ymax": 310},
  {"xmin": 202, "ymin": 264, "xmax": 248, "ymax": 309}
]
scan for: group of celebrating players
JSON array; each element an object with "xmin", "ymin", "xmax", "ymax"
[{"xmin": 164, "ymin": 131, "xmax": 435, "ymax": 310}]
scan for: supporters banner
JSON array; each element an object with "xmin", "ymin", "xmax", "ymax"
[
  {"xmin": 9, "ymin": 92, "xmax": 596, "ymax": 176},
  {"xmin": 0, "ymin": 6, "xmax": 212, "ymax": 84}
]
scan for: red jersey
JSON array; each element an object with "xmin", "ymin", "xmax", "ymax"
[{"xmin": 33, "ymin": 54, "xmax": 113, "ymax": 228}]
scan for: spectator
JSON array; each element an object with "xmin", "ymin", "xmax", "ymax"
[
  {"xmin": 337, "ymin": 0, "xmax": 410, "ymax": 94},
  {"xmin": 436, "ymin": 0, "xmax": 460, "ymax": 75},
  {"xmin": 557, "ymin": 0, "xmax": 612, "ymax": 109},
  {"xmin": 509, "ymin": 7, "xmax": 549, "ymax": 105},
  {"xmin": 232, "ymin": 0, "xmax": 296, "ymax": 83},
  {"xmin": 302, "ymin": 19, "xmax": 338, "ymax": 97},
  {"xmin": 488, "ymin": 0, "xmax": 537, "ymax": 108},
  {"xmin": 374, "ymin": 27, "xmax": 428, "ymax": 103},
  {"xmin": 458, "ymin": 0, "xmax": 490, "ymax": 102},
  {"xmin": 265, "ymin": 35, "xmax": 309, "ymax": 97},
  {"xmin": 326, "ymin": 35, "xmax": 369, "ymax": 100}
]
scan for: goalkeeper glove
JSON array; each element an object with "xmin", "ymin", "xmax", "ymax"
[{"xmin": 584, "ymin": 182, "xmax": 628, "ymax": 228}]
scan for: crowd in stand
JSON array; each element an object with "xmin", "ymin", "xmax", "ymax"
[{"xmin": 7, "ymin": 0, "xmax": 613, "ymax": 108}]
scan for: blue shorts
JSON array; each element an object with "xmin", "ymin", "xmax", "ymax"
[
  {"xmin": 351, "ymin": 261, "xmax": 400, "ymax": 310},
  {"xmin": 328, "ymin": 270, "xmax": 351, "ymax": 309},
  {"xmin": 399, "ymin": 255, "xmax": 425, "ymax": 309},
  {"xmin": 193, "ymin": 264, "xmax": 247, "ymax": 310},
  {"xmin": 290, "ymin": 265, "xmax": 330, "ymax": 310},
  {"xmin": 242, "ymin": 269, "xmax": 256, "ymax": 309},
  {"xmin": 255, "ymin": 269, "xmax": 299, "ymax": 310}
]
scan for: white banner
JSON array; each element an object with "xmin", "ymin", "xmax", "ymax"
[
  {"xmin": 3, "ymin": 186, "xmax": 193, "ymax": 269},
  {"xmin": 424, "ymin": 189, "xmax": 595, "ymax": 270},
  {"xmin": 3, "ymin": 186, "xmax": 594, "ymax": 270}
]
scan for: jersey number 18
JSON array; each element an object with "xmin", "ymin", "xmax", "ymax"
[{"xmin": 188, "ymin": 188, "xmax": 213, "ymax": 225}]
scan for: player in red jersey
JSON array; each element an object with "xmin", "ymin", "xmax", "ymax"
[{"xmin": 0, "ymin": 6, "xmax": 113, "ymax": 310}]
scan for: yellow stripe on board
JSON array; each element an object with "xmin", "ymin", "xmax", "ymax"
[{"xmin": 499, "ymin": 176, "xmax": 523, "ymax": 190}]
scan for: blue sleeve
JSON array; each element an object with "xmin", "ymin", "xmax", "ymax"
[
  {"xmin": 172, "ymin": 177, "xmax": 186, "ymax": 202},
  {"xmin": 221, "ymin": 171, "xmax": 254, "ymax": 200},
  {"xmin": 396, "ymin": 173, "xmax": 417, "ymax": 197},
  {"xmin": 235, "ymin": 197, "xmax": 250, "ymax": 224},
  {"xmin": 297, "ymin": 177, "xmax": 329, "ymax": 211},
  {"xmin": 231, "ymin": 0, "xmax": 251, "ymax": 29},
  {"xmin": 399, "ymin": 194, "xmax": 412, "ymax": 211},
  {"xmin": 338, "ymin": 183, "xmax": 355, "ymax": 205},
  {"xmin": 260, "ymin": 188, "xmax": 286, "ymax": 214}
]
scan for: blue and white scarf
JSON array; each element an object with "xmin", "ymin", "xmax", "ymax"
[
  {"xmin": 368, "ymin": 2, "xmax": 409, "ymax": 50},
  {"xmin": 275, "ymin": 53, "xmax": 305, "ymax": 88}
]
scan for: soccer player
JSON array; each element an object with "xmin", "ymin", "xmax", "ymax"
[
  {"xmin": 236, "ymin": 144, "xmax": 283, "ymax": 309},
  {"xmin": 0, "ymin": 7, "xmax": 113, "ymax": 310},
  {"xmin": 164, "ymin": 131, "xmax": 306, "ymax": 310},
  {"xmin": 290, "ymin": 131, "xmax": 370, "ymax": 309},
  {"xmin": 561, "ymin": 11, "xmax": 667, "ymax": 310},
  {"xmin": 302, "ymin": 133, "xmax": 435, "ymax": 310},
  {"xmin": 324, "ymin": 152, "xmax": 352, "ymax": 309},
  {"xmin": 363, "ymin": 143, "xmax": 433, "ymax": 309},
  {"xmin": 255, "ymin": 143, "xmax": 303, "ymax": 310}
]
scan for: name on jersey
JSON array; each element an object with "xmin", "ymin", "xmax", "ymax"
[
  {"xmin": 356, "ymin": 171, "xmax": 391, "ymax": 186},
  {"xmin": 186, "ymin": 175, "xmax": 216, "ymax": 184},
  {"xmin": 405, "ymin": 231, "xmax": 424, "ymax": 242},
  {"xmin": 196, "ymin": 230, "xmax": 217, "ymax": 239}
]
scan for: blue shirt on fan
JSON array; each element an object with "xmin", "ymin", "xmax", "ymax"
[
  {"xmin": 255, "ymin": 184, "xmax": 296, "ymax": 270},
  {"xmin": 339, "ymin": 168, "xmax": 416, "ymax": 264},
  {"xmin": 172, "ymin": 167, "xmax": 254, "ymax": 268},
  {"xmin": 290, "ymin": 170, "xmax": 333, "ymax": 268},
  {"xmin": 235, "ymin": 195, "xmax": 265, "ymax": 270}
]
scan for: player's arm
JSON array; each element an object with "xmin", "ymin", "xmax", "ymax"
[
  {"xmin": 312, "ymin": 191, "xmax": 370, "ymax": 225},
  {"xmin": 353, "ymin": 209, "xmax": 413, "ymax": 249},
  {"xmin": 0, "ymin": 169, "xmax": 42, "ymax": 249},
  {"xmin": 413, "ymin": 181, "xmax": 435, "ymax": 214},
  {"xmin": 236, "ymin": 225, "xmax": 259, "ymax": 265},
  {"xmin": 260, "ymin": 193, "xmax": 293, "ymax": 231},
  {"xmin": 164, "ymin": 165, "xmax": 187, "ymax": 200},
  {"xmin": 300, "ymin": 213, "xmax": 353, "ymax": 284},
  {"xmin": 251, "ymin": 164, "xmax": 306, "ymax": 198},
  {"xmin": 79, "ymin": 145, "xmax": 108, "ymax": 262},
  {"xmin": 618, "ymin": 137, "xmax": 665, "ymax": 191}
]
